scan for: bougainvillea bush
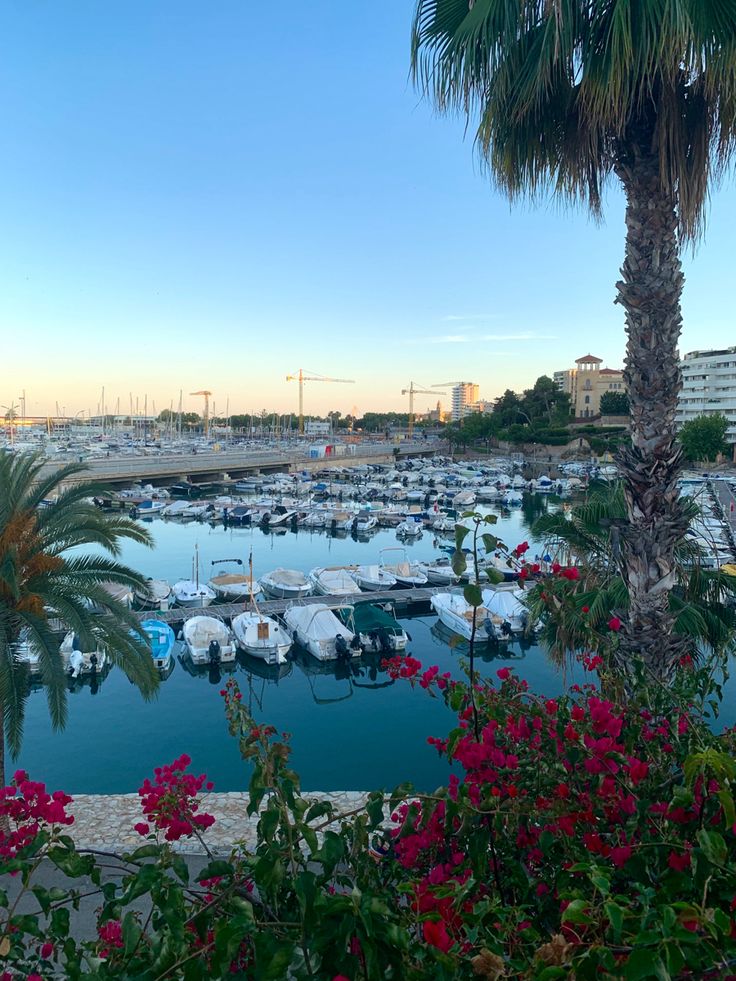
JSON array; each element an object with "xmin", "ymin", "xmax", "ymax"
[{"xmin": 2, "ymin": 654, "xmax": 736, "ymax": 980}]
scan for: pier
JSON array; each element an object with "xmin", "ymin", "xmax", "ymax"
[{"xmin": 134, "ymin": 588, "xmax": 436, "ymax": 627}]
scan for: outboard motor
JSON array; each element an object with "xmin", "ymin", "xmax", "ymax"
[
  {"xmin": 484, "ymin": 620, "xmax": 495, "ymax": 638},
  {"xmin": 208, "ymin": 639, "xmax": 221, "ymax": 666},
  {"xmin": 350, "ymin": 633, "xmax": 362, "ymax": 653},
  {"xmin": 334, "ymin": 634, "xmax": 349, "ymax": 660},
  {"xmin": 501, "ymin": 620, "xmax": 513, "ymax": 638},
  {"xmin": 89, "ymin": 652, "xmax": 98, "ymax": 675},
  {"xmin": 69, "ymin": 648, "xmax": 84, "ymax": 678},
  {"xmin": 367, "ymin": 629, "xmax": 380, "ymax": 652},
  {"xmin": 378, "ymin": 629, "xmax": 393, "ymax": 654}
]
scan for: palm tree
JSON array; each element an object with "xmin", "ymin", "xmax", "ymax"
[
  {"xmin": 0, "ymin": 452, "xmax": 159, "ymax": 785},
  {"xmin": 411, "ymin": 3, "xmax": 736, "ymax": 678},
  {"xmin": 528, "ymin": 483, "xmax": 736, "ymax": 667}
]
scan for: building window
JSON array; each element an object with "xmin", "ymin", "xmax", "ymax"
[{"xmin": 584, "ymin": 395, "xmax": 590, "ymax": 404}]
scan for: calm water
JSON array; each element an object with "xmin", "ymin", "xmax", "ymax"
[{"xmin": 10, "ymin": 495, "xmax": 647, "ymax": 793}]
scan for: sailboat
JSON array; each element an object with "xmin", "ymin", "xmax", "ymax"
[
  {"xmin": 232, "ymin": 554, "xmax": 292, "ymax": 665},
  {"xmin": 172, "ymin": 545, "xmax": 216, "ymax": 608}
]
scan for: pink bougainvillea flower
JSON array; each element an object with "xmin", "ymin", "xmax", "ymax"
[
  {"xmin": 608, "ymin": 616, "xmax": 622, "ymax": 632},
  {"xmin": 422, "ymin": 919, "xmax": 453, "ymax": 953}
]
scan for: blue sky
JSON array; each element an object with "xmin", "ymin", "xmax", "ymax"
[{"xmin": 2, "ymin": 0, "xmax": 734, "ymax": 420}]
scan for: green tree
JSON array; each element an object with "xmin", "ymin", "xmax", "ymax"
[
  {"xmin": 528, "ymin": 483, "xmax": 736, "ymax": 668},
  {"xmin": 600, "ymin": 391, "xmax": 630, "ymax": 415},
  {"xmin": 521, "ymin": 375, "xmax": 571, "ymax": 425},
  {"xmin": 679, "ymin": 413, "xmax": 730, "ymax": 462},
  {"xmin": 411, "ymin": 3, "xmax": 736, "ymax": 678},
  {"xmin": 492, "ymin": 389, "xmax": 523, "ymax": 427},
  {"xmin": 0, "ymin": 453, "xmax": 159, "ymax": 784}
]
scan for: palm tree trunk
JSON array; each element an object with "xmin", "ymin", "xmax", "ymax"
[{"xmin": 615, "ymin": 134, "xmax": 689, "ymax": 679}]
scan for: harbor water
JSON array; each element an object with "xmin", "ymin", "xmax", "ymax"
[{"xmin": 17, "ymin": 493, "xmax": 729, "ymax": 795}]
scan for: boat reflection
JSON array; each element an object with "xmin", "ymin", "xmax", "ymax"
[
  {"xmin": 292, "ymin": 649, "xmax": 395, "ymax": 702},
  {"xmin": 177, "ymin": 652, "xmax": 238, "ymax": 685},
  {"xmin": 429, "ymin": 620, "xmax": 529, "ymax": 662},
  {"xmin": 27, "ymin": 661, "xmax": 113, "ymax": 697}
]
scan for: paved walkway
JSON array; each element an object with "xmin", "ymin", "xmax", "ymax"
[{"xmin": 67, "ymin": 790, "xmax": 376, "ymax": 855}]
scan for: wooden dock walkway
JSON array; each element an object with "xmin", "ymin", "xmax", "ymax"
[{"xmin": 134, "ymin": 588, "xmax": 437, "ymax": 626}]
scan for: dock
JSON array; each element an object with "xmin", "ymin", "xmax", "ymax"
[{"xmin": 133, "ymin": 588, "xmax": 436, "ymax": 627}]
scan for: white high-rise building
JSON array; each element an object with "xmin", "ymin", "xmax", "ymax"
[
  {"xmin": 676, "ymin": 348, "xmax": 736, "ymax": 443},
  {"xmin": 451, "ymin": 382, "xmax": 480, "ymax": 422}
]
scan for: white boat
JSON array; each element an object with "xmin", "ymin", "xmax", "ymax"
[
  {"xmin": 353, "ymin": 513, "xmax": 378, "ymax": 534},
  {"xmin": 419, "ymin": 557, "xmax": 459, "ymax": 586},
  {"xmin": 351, "ymin": 564, "xmax": 398, "ymax": 591},
  {"xmin": 482, "ymin": 585, "xmax": 530, "ymax": 633},
  {"xmin": 396, "ymin": 519, "xmax": 423, "ymax": 539},
  {"xmin": 326, "ymin": 510, "xmax": 354, "ymax": 532},
  {"xmin": 208, "ymin": 559, "xmax": 258, "ymax": 601},
  {"xmin": 432, "ymin": 514, "xmax": 456, "ymax": 534},
  {"xmin": 59, "ymin": 632, "xmax": 108, "ymax": 677},
  {"xmin": 138, "ymin": 619, "xmax": 176, "ymax": 671},
  {"xmin": 303, "ymin": 511, "xmax": 327, "ymax": 529},
  {"xmin": 431, "ymin": 591, "xmax": 488, "ymax": 641},
  {"xmin": 173, "ymin": 546, "xmax": 216, "ymax": 608},
  {"xmin": 534, "ymin": 475, "xmax": 555, "ymax": 494},
  {"xmin": 14, "ymin": 631, "xmax": 42, "ymax": 674},
  {"xmin": 260, "ymin": 568, "xmax": 313, "ymax": 600},
  {"xmin": 501, "ymin": 489, "xmax": 523, "ymax": 506},
  {"xmin": 133, "ymin": 499, "xmax": 166, "ymax": 517},
  {"xmin": 134, "ymin": 578, "xmax": 172, "ymax": 610},
  {"xmin": 310, "ymin": 567, "xmax": 362, "ymax": 597},
  {"xmin": 181, "ymin": 616, "xmax": 235, "ymax": 665},
  {"xmin": 161, "ymin": 500, "xmax": 189, "ymax": 518},
  {"xmin": 231, "ymin": 612, "xmax": 292, "ymax": 665},
  {"xmin": 181, "ymin": 502, "xmax": 211, "ymax": 519},
  {"xmin": 99, "ymin": 581, "xmax": 133, "ymax": 608},
  {"xmin": 379, "ymin": 548, "xmax": 428, "ymax": 588},
  {"xmin": 453, "ymin": 490, "xmax": 476, "ymax": 507},
  {"xmin": 283, "ymin": 604, "xmax": 361, "ymax": 661}
]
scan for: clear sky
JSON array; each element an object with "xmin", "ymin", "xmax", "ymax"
[{"xmin": 2, "ymin": 1, "xmax": 735, "ymax": 421}]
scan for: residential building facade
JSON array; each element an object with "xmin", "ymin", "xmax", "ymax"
[
  {"xmin": 451, "ymin": 382, "xmax": 480, "ymax": 422},
  {"xmin": 554, "ymin": 355, "xmax": 625, "ymax": 418},
  {"xmin": 676, "ymin": 348, "xmax": 736, "ymax": 443}
]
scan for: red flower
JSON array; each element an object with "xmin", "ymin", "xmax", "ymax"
[
  {"xmin": 668, "ymin": 850, "xmax": 691, "ymax": 872},
  {"xmin": 608, "ymin": 616, "xmax": 622, "ymax": 632},
  {"xmin": 40, "ymin": 942, "xmax": 54, "ymax": 959},
  {"xmin": 134, "ymin": 822, "xmax": 150, "ymax": 836},
  {"xmin": 581, "ymin": 605, "xmax": 590, "ymax": 613},
  {"xmin": 496, "ymin": 668, "xmax": 511, "ymax": 681},
  {"xmin": 332, "ymin": 976, "xmax": 352, "ymax": 981},
  {"xmin": 561, "ymin": 567, "xmax": 580, "ymax": 581},
  {"xmin": 610, "ymin": 844, "xmax": 633, "ymax": 868},
  {"xmin": 422, "ymin": 919, "xmax": 453, "ymax": 953}
]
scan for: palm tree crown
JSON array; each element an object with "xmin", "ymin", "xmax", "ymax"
[
  {"xmin": 0, "ymin": 452, "xmax": 159, "ymax": 783},
  {"xmin": 411, "ymin": 1, "xmax": 736, "ymax": 239}
]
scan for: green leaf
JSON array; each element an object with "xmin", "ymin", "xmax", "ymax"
[
  {"xmin": 561, "ymin": 899, "xmax": 593, "ymax": 925},
  {"xmin": 481, "ymin": 533, "xmax": 498, "ymax": 553},
  {"xmin": 196, "ymin": 860, "xmax": 234, "ymax": 882},
  {"xmin": 624, "ymin": 947, "xmax": 670, "ymax": 980},
  {"xmin": 604, "ymin": 900, "xmax": 623, "ymax": 942},
  {"xmin": 170, "ymin": 852, "xmax": 189, "ymax": 884},
  {"xmin": 697, "ymin": 829, "xmax": 727, "ymax": 866},
  {"xmin": 451, "ymin": 549, "xmax": 468, "ymax": 577},
  {"xmin": 454, "ymin": 525, "xmax": 470, "ymax": 549},
  {"xmin": 122, "ymin": 910, "xmax": 142, "ymax": 955},
  {"xmin": 484, "ymin": 567, "xmax": 505, "ymax": 585},
  {"xmin": 463, "ymin": 583, "xmax": 483, "ymax": 607}
]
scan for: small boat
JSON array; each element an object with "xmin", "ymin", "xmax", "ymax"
[
  {"xmin": 134, "ymin": 578, "xmax": 172, "ymax": 610},
  {"xmin": 261, "ymin": 505, "xmax": 298, "ymax": 528},
  {"xmin": 303, "ymin": 510, "xmax": 327, "ymax": 529},
  {"xmin": 432, "ymin": 514, "xmax": 456, "ymax": 534},
  {"xmin": 487, "ymin": 553, "xmax": 520, "ymax": 582},
  {"xmin": 419, "ymin": 556, "xmax": 459, "ymax": 586},
  {"xmin": 482, "ymin": 585, "xmax": 530, "ymax": 633},
  {"xmin": 353, "ymin": 512, "xmax": 378, "ymax": 534},
  {"xmin": 181, "ymin": 502, "xmax": 211, "ymax": 519},
  {"xmin": 132, "ymin": 499, "xmax": 166, "ymax": 518},
  {"xmin": 161, "ymin": 500, "xmax": 190, "ymax": 518},
  {"xmin": 351, "ymin": 564, "xmax": 397, "ymax": 591},
  {"xmin": 99, "ymin": 581, "xmax": 134, "ymax": 608},
  {"xmin": 430, "ymin": 591, "xmax": 493, "ymax": 642},
  {"xmin": 59, "ymin": 632, "xmax": 108, "ymax": 677},
  {"xmin": 138, "ymin": 619, "xmax": 176, "ymax": 671},
  {"xmin": 310, "ymin": 567, "xmax": 362, "ymax": 597},
  {"xmin": 338, "ymin": 603, "xmax": 408, "ymax": 652},
  {"xmin": 224, "ymin": 505, "xmax": 256, "ymax": 525},
  {"xmin": 173, "ymin": 546, "xmax": 216, "ymax": 607},
  {"xmin": 396, "ymin": 519, "xmax": 423, "ymax": 539},
  {"xmin": 181, "ymin": 616, "xmax": 235, "ymax": 666},
  {"xmin": 259, "ymin": 568, "xmax": 313, "ymax": 600},
  {"xmin": 501, "ymin": 489, "xmax": 523, "ymax": 506},
  {"xmin": 208, "ymin": 558, "xmax": 258, "ymax": 602},
  {"xmin": 283, "ymin": 604, "xmax": 361, "ymax": 661},
  {"xmin": 379, "ymin": 548, "xmax": 428, "ymax": 588},
  {"xmin": 232, "ymin": 612, "xmax": 292, "ymax": 665},
  {"xmin": 326, "ymin": 510, "xmax": 354, "ymax": 532}
]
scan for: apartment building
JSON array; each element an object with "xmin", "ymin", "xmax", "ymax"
[{"xmin": 676, "ymin": 348, "xmax": 736, "ymax": 442}]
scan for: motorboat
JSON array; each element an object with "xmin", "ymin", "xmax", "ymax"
[
  {"xmin": 181, "ymin": 616, "xmax": 235, "ymax": 666},
  {"xmin": 173, "ymin": 545, "xmax": 216, "ymax": 607},
  {"xmin": 352, "ymin": 512, "xmax": 378, "ymax": 534},
  {"xmin": 208, "ymin": 559, "xmax": 258, "ymax": 602},
  {"xmin": 482, "ymin": 585, "xmax": 530, "ymax": 634},
  {"xmin": 351, "ymin": 564, "xmax": 397, "ymax": 591},
  {"xmin": 419, "ymin": 556, "xmax": 460, "ymax": 586},
  {"xmin": 310, "ymin": 567, "xmax": 362, "ymax": 597},
  {"xmin": 501, "ymin": 489, "xmax": 523, "ymax": 507},
  {"xmin": 487, "ymin": 553, "xmax": 521, "ymax": 582},
  {"xmin": 259, "ymin": 568, "xmax": 313, "ymax": 600},
  {"xmin": 325, "ymin": 510, "xmax": 354, "ymax": 532},
  {"xmin": 430, "ymin": 591, "xmax": 500, "ymax": 642},
  {"xmin": 432, "ymin": 514, "xmax": 456, "ymax": 534},
  {"xmin": 59, "ymin": 632, "xmax": 108, "ymax": 678},
  {"xmin": 99, "ymin": 581, "xmax": 134, "ymax": 608},
  {"xmin": 338, "ymin": 603, "xmax": 408, "ymax": 652},
  {"xmin": 396, "ymin": 519, "xmax": 423, "ymax": 539},
  {"xmin": 283, "ymin": 604, "xmax": 361, "ymax": 661},
  {"xmin": 379, "ymin": 548, "xmax": 428, "ymax": 588},
  {"xmin": 134, "ymin": 578, "xmax": 172, "ymax": 610},
  {"xmin": 261, "ymin": 506, "xmax": 298, "ymax": 528},
  {"xmin": 231, "ymin": 612, "xmax": 292, "ymax": 665},
  {"xmin": 224, "ymin": 505, "xmax": 257, "ymax": 525},
  {"xmin": 161, "ymin": 500, "xmax": 190, "ymax": 518},
  {"xmin": 138, "ymin": 619, "xmax": 176, "ymax": 671},
  {"xmin": 132, "ymin": 499, "xmax": 166, "ymax": 518},
  {"xmin": 303, "ymin": 510, "xmax": 327, "ymax": 529}
]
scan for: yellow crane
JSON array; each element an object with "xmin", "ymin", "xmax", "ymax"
[
  {"xmin": 286, "ymin": 369, "xmax": 355, "ymax": 435},
  {"xmin": 190, "ymin": 390, "xmax": 213, "ymax": 438},
  {"xmin": 401, "ymin": 382, "xmax": 439, "ymax": 438}
]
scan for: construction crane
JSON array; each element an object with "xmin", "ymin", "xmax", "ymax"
[
  {"xmin": 190, "ymin": 390, "xmax": 213, "ymax": 438},
  {"xmin": 401, "ymin": 382, "xmax": 439, "ymax": 438},
  {"xmin": 286, "ymin": 369, "xmax": 355, "ymax": 435}
]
